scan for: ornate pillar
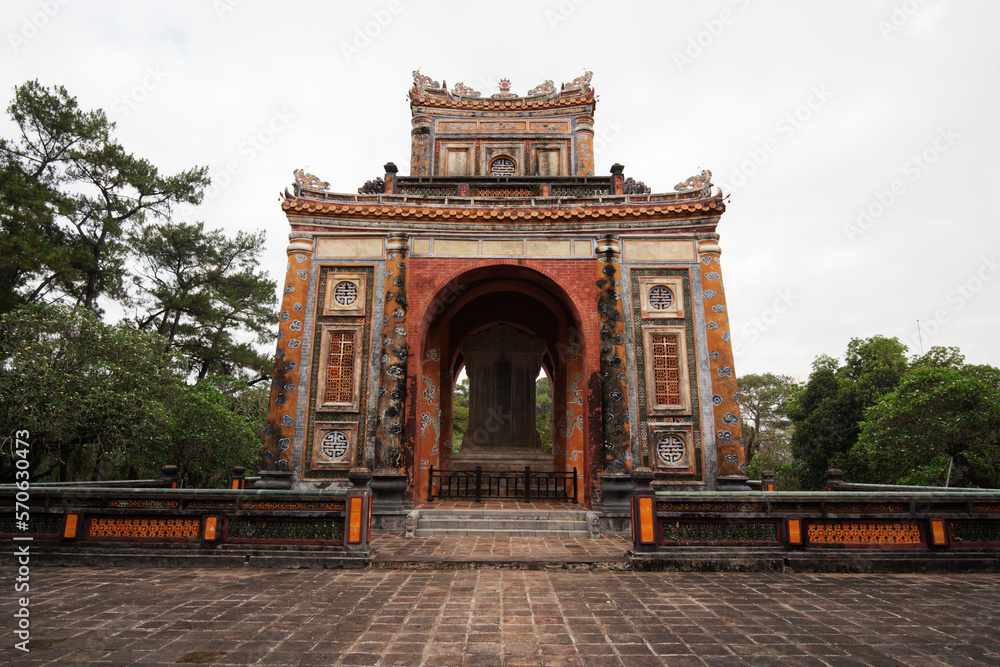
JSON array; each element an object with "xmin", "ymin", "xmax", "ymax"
[
  {"xmin": 383, "ymin": 162, "xmax": 398, "ymax": 194},
  {"xmin": 411, "ymin": 115, "xmax": 431, "ymax": 176},
  {"xmin": 415, "ymin": 342, "xmax": 442, "ymax": 502},
  {"xmin": 595, "ymin": 235, "xmax": 633, "ymax": 508},
  {"xmin": 259, "ymin": 232, "xmax": 313, "ymax": 489},
  {"xmin": 697, "ymin": 233, "xmax": 749, "ymax": 489},
  {"xmin": 610, "ymin": 164, "xmax": 625, "ymax": 195},
  {"xmin": 372, "ymin": 233, "xmax": 409, "ymax": 509},
  {"xmin": 575, "ymin": 115, "xmax": 595, "ymax": 176}
]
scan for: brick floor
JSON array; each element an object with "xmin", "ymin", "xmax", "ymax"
[
  {"xmin": 1, "ymin": 567, "xmax": 998, "ymax": 666},
  {"xmin": 373, "ymin": 533, "xmax": 631, "ymax": 566}
]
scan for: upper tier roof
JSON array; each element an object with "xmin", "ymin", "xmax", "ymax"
[{"xmin": 409, "ymin": 70, "xmax": 596, "ymax": 112}]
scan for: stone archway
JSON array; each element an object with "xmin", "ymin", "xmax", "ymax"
[{"xmin": 413, "ymin": 267, "xmax": 592, "ymax": 506}]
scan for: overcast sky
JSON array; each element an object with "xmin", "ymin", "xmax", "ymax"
[{"xmin": 4, "ymin": 1, "xmax": 998, "ymax": 381}]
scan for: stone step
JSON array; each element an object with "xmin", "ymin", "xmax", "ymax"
[
  {"xmin": 417, "ymin": 518, "xmax": 588, "ymax": 531},
  {"xmin": 416, "ymin": 509, "xmax": 590, "ymax": 521},
  {"xmin": 412, "ymin": 528, "xmax": 593, "ymax": 538},
  {"xmin": 407, "ymin": 509, "xmax": 600, "ymax": 539}
]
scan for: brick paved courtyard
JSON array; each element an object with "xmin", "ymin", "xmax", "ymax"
[{"xmin": 2, "ymin": 566, "xmax": 999, "ymax": 666}]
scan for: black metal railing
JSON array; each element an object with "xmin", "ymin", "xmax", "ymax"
[{"xmin": 427, "ymin": 466, "xmax": 578, "ymax": 503}]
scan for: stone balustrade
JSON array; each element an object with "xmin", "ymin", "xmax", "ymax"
[{"xmin": 0, "ymin": 485, "xmax": 372, "ymax": 568}]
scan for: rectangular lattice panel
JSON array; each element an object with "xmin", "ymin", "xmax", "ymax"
[
  {"xmin": 661, "ymin": 520, "xmax": 779, "ymax": 545},
  {"xmin": 471, "ymin": 186, "xmax": 534, "ymax": 198},
  {"xmin": 316, "ymin": 324, "xmax": 364, "ymax": 412},
  {"xmin": 949, "ymin": 521, "xmax": 1000, "ymax": 546},
  {"xmin": 226, "ymin": 518, "xmax": 343, "ymax": 544},
  {"xmin": 805, "ymin": 521, "xmax": 924, "ymax": 547},
  {"xmin": 641, "ymin": 325, "xmax": 691, "ymax": 414},
  {"xmin": 325, "ymin": 331, "xmax": 355, "ymax": 403},
  {"xmin": 650, "ymin": 333, "xmax": 682, "ymax": 407},
  {"xmin": 86, "ymin": 517, "xmax": 200, "ymax": 540}
]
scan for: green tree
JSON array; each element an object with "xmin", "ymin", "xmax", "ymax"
[
  {"xmin": 851, "ymin": 363, "xmax": 1000, "ymax": 488},
  {"xmin": 842, "ymin": 335, "xmax": 909, "ymax": 406},
  {"xmin": 450, "ymin": 376, "xmax": 469, "ymax": 452},
  {"xmin": 0, "ymin": 80, "xmax": 209, "ymax": 313},
  {"xmin": 737, "ymin": 373, "xmax": 794, "ymax": 469},
  {"xmin": 787, "ymin": 336, "xmax": 908, "ymax": 489},
  {"xmin": 536, "ymin": 375, "xmax": 553, "ymax": 454},
  {"xmin": 158, "ymin": 378, "xmax": 265, "ymax": 488},
  {"xmin": 0, "ymin": 303, "xmax": 268, "ymax": 486},
  {"xmin": 130, "ymin": 221, "xmax": 277, "ymax": 379},
  {"xmin": 0, "ymin": 302, "xmax": 176, "ymax": 482},
  {"xmin": 910, "ymin": 346, "xmax": 965, "ymax": 370}
]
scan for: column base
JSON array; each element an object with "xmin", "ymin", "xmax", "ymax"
[
  {"xmin": 347, "ymin": 466, "xmax": 373, "ymax": 490},
  {"xmin": 370, "ymin": 472, "xmax": 408, "ymax": 512},
  {"xmin": 715, "ymin": 475, "xmax": 752, "ymax": 491},
  {"xmin": 595, "ymin": 473, "xmax": 635, "ymax": 512},
  {"xmin": 253, "ymin": 471, "xmax": 294, "ymax": 490}
]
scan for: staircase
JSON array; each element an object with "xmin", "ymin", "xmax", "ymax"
[{"xmin": 405, "ymin": 508, "xmax": 600, "ymax": 538}]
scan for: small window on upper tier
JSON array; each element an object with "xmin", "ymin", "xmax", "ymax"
[{"xmin": 489, "ymin": 156, "xmax": 516, "ymax": 176}]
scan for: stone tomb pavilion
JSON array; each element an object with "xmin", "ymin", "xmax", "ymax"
[{"xmin": 260, "ymin": 71, "xmax": 748, "ymax": 523}]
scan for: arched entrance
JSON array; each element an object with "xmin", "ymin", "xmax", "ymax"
[{"xmin": 413, "ymin": 266, "xmax": 591, "ymax": 505}]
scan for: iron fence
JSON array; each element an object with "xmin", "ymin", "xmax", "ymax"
[{"xmin": 427, "ymin": 466, "xmax": 578, "ymax": 503}]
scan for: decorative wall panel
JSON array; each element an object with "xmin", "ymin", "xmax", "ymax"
[
  {"xmin": 323, "ymin": 273, "xmax": 367, "ymax": 316},
  {"xmin": 315, "ymin": 324, "xmax": 364, "ymax": 412},
  {"xmin": 642, "ymin": 326, "xmax": 691, "ymax": 414},
  {"xmin": 648, "ymin": 422, "xmax": 696, "ymax": 475},
  {"xmin": 312, "ymin": 421, "xmax": 359, "ymax": 471},
  {"xmin": 637, "ymin": 276, "xmax": 685, "ymax": 319}
]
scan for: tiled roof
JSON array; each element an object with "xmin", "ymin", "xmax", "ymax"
[
  {"xmin": 409, "ymin": 87, "xmax": 595, "ymax": 111},
  {"xmin": 282, "ymin": 192, "xmax": 725, "ymax": 221}
]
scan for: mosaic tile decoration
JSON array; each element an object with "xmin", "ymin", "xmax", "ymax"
[
  {"xmin": 629, "ymin": 267, "xmax": 702, "ymax": 482},
  {"xmin": 305, "ymin": 265, "xmax": 375, "ymax": 480}
]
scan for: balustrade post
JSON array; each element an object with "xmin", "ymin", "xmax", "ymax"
[
  {"xmin": 573, "ymin": 468, "xmax": 578, "ymax": 503},
  {"xmin": 826, "ymin": 468, "xmax": 844, "ymax": 492},
  {"xmin": 631, "ymin": 467, "xmax": 657, "ymax": 552},
  {"xmin": 475, "ymin": 466, "xmax": 482, "ymax": 503},
  {"xmin": 160, "ymin": 465, "xmax": 179, "ymax": 489},
  {"xmin": 428, "ymin": 466, "xmax": 435, "ymax": 501},
  {"xmin": 524, "ymin": 466, "xmax": 531, "ymax": 502}
]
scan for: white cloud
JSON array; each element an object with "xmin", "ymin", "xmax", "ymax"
[{"xmin": 2, "ymin": 0, "xmax": 998, "ymax": 377}]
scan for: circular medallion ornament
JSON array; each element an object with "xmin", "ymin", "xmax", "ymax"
[
  {"xmin": 649, "ymin": 285, "xmax": 674, "ymax": 310},
  {"xmin": 490, "ymin": 157, "xmax": 515, "ymax": 176},
  {"xmin": 320, "ymin": 430, "xmax": 350, "ymax": 461},
  {"xmin": 333, "ymin": 281, "xmax": 358, "ymax": 307},
  {"xmin": 656, "ymin": 434, "xmax": 686, "ymax": 465}
]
